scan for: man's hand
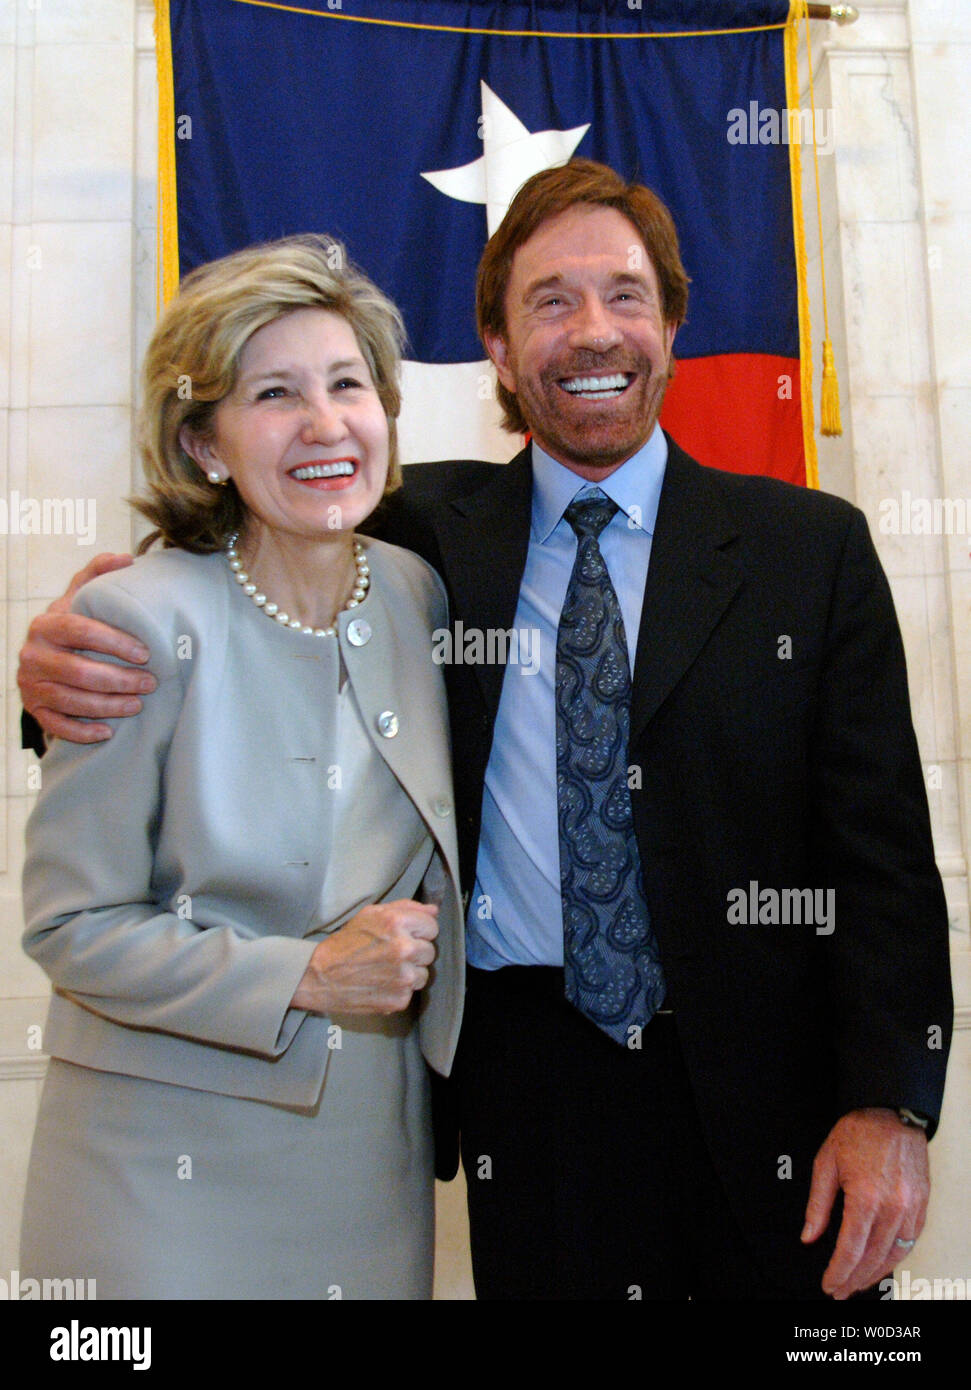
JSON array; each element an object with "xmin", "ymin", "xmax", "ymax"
[
  {"xmin": 291, "ymin": 901, "xmax": 440, "ymax": 1016},
  {"xmin": 18, "ymin": 552, "xmax": 156, "ymax": 744},
  {"xmin": 802, "ymin": 1107, "xmax": 930, "ymax": 1299}
]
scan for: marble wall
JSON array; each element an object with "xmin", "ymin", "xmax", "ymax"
[
  {"xmin": 0, "ymin": 0, "xmax": 966, "ymax": 1301},
  {"xmin": 0, "ymin": 0, "xmax": 150, "ymax": 1278}
]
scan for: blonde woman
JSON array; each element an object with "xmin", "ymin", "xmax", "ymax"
[{"xmin": 19, "ymin": 236, "xmax": 463, "ymax": 1300}]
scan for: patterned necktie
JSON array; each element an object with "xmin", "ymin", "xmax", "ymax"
[{"xmin": 556, "ymin": 491, "xmax": 665, "ymax": 1044}]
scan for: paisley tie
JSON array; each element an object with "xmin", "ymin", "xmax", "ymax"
[{"xmin": 556, "ymin": 491, "xmax": 665, "ymax": 1044}]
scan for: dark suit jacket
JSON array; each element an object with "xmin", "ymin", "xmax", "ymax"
[{"xmin": 368, "ymin": 434, "xmax": 952, "ymax": 1282}]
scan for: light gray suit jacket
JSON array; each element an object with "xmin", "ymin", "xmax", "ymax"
[{"xmin": 22, "ymin": 538, "xmax": 465, "ymax": 1106}]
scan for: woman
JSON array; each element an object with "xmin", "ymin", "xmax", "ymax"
[{"xmin": 19, "ymin": 235, "xmax": 463, "ymax": 1300}]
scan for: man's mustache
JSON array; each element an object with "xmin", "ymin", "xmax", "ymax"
[{"xmin": 542, "ymin": 352, "xmax": 653, "ymax": 380}]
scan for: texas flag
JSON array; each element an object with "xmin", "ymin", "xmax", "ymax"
[{"xmin": 161, "ymin": 0, "xmax": 809, "ymax": 482}]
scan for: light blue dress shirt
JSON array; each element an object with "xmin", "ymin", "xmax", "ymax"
[{"xmin": 466, "ymin": 424, "xmax": 668, "ymax": 968}]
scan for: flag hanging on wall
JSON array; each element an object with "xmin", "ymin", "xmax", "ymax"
[{"xmin": 156, "ymin": 0, "xmax": 818, "ymax": 485}]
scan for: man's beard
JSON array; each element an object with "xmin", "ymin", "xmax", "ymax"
[{"xmin": 515, "ymin": 350, "xmax": 671, "ymax": 470}]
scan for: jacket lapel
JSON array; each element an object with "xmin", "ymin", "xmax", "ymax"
[
  {"xmin": 630, "ymin": 440, "xmax": 743, "ymax": 742},
  {"xmin": 340, "ymin": 547, "xmax": 457, "ymax": 872},
  {"xmin": 429, "ymin": 445, "xmax": 534, "ymax": 717},
  {"xmin": 338, "ymin": 544, "xmax": 465, "ymax": 1073}
]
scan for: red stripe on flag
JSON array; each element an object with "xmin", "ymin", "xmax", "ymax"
[{"xmin": 660, "ymin": 353, "xmax": 806, "ymax": 486}]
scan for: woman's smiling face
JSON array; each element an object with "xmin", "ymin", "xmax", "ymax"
[{"xmin": 182, "ymin": 306, "xmax": 390, "ymax": 540}]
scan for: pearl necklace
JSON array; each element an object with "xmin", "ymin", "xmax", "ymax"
[{"xmin": 225, "ymin": 533, "xmax": 370, "ymax": 638}]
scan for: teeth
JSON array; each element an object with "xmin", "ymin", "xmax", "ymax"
[
  {"xmin": 290, "ymin": 462, "xmax": 355, "ymax": 480},
  {"xmin": 560, "ymin": 374, "xmax": 630, "ymax": 396}
]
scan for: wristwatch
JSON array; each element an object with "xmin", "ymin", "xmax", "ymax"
[{"xmin": 897, "ymin": 1107, "xmax": 930, "ymax": 1130}]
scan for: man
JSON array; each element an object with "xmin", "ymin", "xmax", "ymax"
[{"xmin": 20, "ymin": 161, "xmax": 952, "ymax": 1301}]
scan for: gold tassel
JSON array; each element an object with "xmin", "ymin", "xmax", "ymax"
[
  {"xmin": 155, "ymin": 0, "xmax": 180, "ymax": 308},
  {"xmin": 802, "ymin": 1, "xmax": 843, "ymax": 441},
  {"xmin": 785, "ymin": 3, "xmax": 818, "ymax": 485},
  {"xmin": 820, "ymin": 338, "xmax": 842, "ymax": 436}
]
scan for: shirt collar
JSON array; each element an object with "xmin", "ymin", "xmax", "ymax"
[{"xmin": 530, "ymin": 424, "xmax": 669, "ymax": 544}]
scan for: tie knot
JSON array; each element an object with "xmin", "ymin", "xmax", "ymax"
[{"xmin": 564, "ymin": 492, "xmax": 617, "ymax": 541}]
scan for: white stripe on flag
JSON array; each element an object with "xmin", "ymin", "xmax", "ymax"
[{"xmin": 399, "ymin": 360, "xmax": 522, "ymax": 466}]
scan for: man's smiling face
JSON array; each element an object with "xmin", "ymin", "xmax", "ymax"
[{"xmin": 484, "ymin": 204, "xmax": 678, "ymax": 481}]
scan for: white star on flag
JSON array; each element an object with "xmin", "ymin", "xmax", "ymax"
[
  {"xmin": 400, "ymin": 85, "xmax": 589, "ymax": 464},
  {"xmin": 422, "ymin": 81, "xmax": 590, "ymax": 235}
]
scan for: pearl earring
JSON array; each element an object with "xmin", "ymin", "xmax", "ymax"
[{"xmin": 207, "ymin": 471, "xmax": 225, "ymax": 485}]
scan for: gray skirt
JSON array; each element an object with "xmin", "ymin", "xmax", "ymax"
[{"xmin": 19, "ymin": 1010, "xmax": 433, "ymax": 1300}]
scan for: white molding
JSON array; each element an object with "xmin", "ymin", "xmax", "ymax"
[
  {"xmin": 0, "ymin": 1054, "xmax": 46, "ymax": 1081},
  {"xmin": 814, "ymin": 3, "xmax": 909, "ymax": 56},
  {"xmin": 137, "ymin": 0, "xmax": 157, "ymax": 52}
]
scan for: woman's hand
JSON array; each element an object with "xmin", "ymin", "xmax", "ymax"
[
  {"xmin": 291, "ymin": 900, "xmax": 439, "ymax": 1015},
  {"xmin": 19, "ymin": 553, "xmax": 156, "ymax": 743}
]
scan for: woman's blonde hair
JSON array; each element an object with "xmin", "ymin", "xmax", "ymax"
[{"xmin": 134, "ymin": 234, "xmax": 406, "ymax": 553}]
